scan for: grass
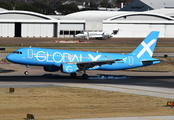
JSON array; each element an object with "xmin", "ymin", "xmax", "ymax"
[{"xmin": 0, "ymin": 87, "xmax": 173, "ymax": 120}]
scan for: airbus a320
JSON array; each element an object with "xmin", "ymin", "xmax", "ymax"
[{"xmin": 6, "ymin": 31, "xmax": 160, "ymax": 79}]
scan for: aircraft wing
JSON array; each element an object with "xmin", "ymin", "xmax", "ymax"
[{"xmin": 64, "ymin": 59, "xmax": 123, "ymax": 70}]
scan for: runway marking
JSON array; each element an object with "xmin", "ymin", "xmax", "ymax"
[
  {"xmin": 120, "ymin": 90, "xmax": 142, "ymax": 92},
  {"xmin": 92, "ymin": 84, "xmax": 174, "ymax": 96},
  {"xmin": 86, "ymin": 85, "xmax": 174, "ymax": 96},
  {"xmin": 67, "ymin": 84, "xmax": 89, "ymax": 86},
  {"xmin": 141, "ymin": 117, "xmax": 163, "ymax": 120}
]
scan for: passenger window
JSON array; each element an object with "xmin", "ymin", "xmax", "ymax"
[
  {"xmin": 20, "ymin": 52, "xmax": 22, "ymax": 54},
  {"xmin": 17, "ymin": 51, "xmax": 19, "ymax": 54}
]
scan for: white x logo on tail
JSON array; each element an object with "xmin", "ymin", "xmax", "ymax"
[{"xmin": 137, "ymin": 39, "xmax": 156, "ymax": 59}]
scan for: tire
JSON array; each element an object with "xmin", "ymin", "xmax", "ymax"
[
  {"xmin": 82, "ymin": 74, "xmax": 88, "ymax": 79},
  {"xmin": 70, "ymin": 73, "xmax": 77, "ymax": 78},
  {"xmin": 24, "ymin": 71, "xmax": 29, "ymax": 75}
]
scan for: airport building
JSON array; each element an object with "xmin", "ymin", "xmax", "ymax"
[
  {"xmin": 57, "ymin": 9, "xmax": 174, "ymax": 38},
  {"xmin": 120, "ymin": 0, "xmax": 174, "ymax": 11},
  {"xmin": 0, "ymin": 10, "xmax": 85, "ymax": 38},
  {"xmin": 0, "ymin": 10, "xmax": 59, "ymax": 38},
  {"xmin": 0, "ymin": 0, "xmax": 174, "ymax": 38}
]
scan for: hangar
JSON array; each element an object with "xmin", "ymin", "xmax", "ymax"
[
  {"xmin": 0, "ymin": 9, "xmax": 85, "ymax": 38},
  {"xmin": 58, "ymin": 9, "xmax": 174, "ymax": 38},
  {"xmin": 0, "ymin": 10, "xmax": 58, "ymax": 37},
  {"xmin": 103, "ymin": 8, "xmax": 174, "ymax": 38},
  {"xmin": 120, "ymin": 0, "xmax": 174, "ymax": 11}
]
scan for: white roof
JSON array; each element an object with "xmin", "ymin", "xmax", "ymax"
[
  {"xmin": 141, "ymin": 0, "xmax": 174, "ymax": 9},
  {"xmin": 146, "ymin": 8, "xmax": 174, "ymax": 17},
  {"xmin": 0, "ymin": 7, "xmax": 6, "ymax": 12},
  {"xmin": 120, "ymin": 0, "xmax": 174, "ymax": 11},
  {"xmin": 60, "ymin": 10, "xmax": 174, "ymax": 22},
  {"xmin": 60, "ymin": 10, "xmax": 128, "ymax": 22},
  {"xmin": 0, "ymin": 10, "xmax": 56, "ymax": 21}
]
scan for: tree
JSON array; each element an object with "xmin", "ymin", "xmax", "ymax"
[
  {"xmin": 16, "ymin": 3, "xmax": 36, "ymax": 12},
  {"xmin": 80, "ymin": 2, "xmax": 98, "ymax": 11},
  {"xmin": 0, "ymin": 1, "xmax": 13, "ymax": 10},
  {"xmin": 56, "ymin": 3, "xmax": 79, "ymax": 15},
  {"xmin": 100, "ymin": 0, "xmax": 112, "ymax": 8}
]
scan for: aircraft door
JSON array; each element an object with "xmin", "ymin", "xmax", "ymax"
[
  {"xmin": 128, "ymin": 56, "xmax": 133, "ymax": 66},
  {"xmin": 28, "ymin": 49, "xmax": 33, "ymax": 59}
]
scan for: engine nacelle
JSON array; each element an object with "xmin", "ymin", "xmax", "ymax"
[
  {"xmin": 60, "ymin": 63, "xmax": 77, "ymax": 73},
  {"xmin": 44, "ymin": 66, "xmax": 59, "ymax": 72}
]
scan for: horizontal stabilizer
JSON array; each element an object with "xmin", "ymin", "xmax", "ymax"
[{"xmin": 141, "ymin": 59, "xmax": 161, "ymax": 65}]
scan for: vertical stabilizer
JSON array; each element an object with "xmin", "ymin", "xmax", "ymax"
[{"xmin": 130, "ymin": 31, "xmax": 159, "ymax": 59}]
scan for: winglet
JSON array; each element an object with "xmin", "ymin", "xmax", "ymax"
[{"xmin": 130, "ymin": 31, "xmax": 159, "ymax": 59}]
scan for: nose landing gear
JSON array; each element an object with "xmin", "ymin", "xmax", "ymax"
[{"xmin": 24, "ymin": 65, "xmax": 29, "ymax": 75}]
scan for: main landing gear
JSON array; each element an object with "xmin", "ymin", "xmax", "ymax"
[
  {"xmin": 70, "ymin": 70, "xmax": 88, "ymax": 79},
  {"xmin": 24, "ymin": 65, "xmax": 29, "ymax": 75},
  {"xmin": 82, "ymin": 70, "xmax": 88, "ymax": 79},
  {"xmin": 82, "ymin": 74, "xmax": 88, "ymax": 79},
  {"xmin": 70, "ymin": 73, "xmax": 77, "ymax": 78}
]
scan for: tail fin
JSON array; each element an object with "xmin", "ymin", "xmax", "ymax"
[{"xmin": 130, "ymin": 31, "xmax": 159, "ymax": 59}]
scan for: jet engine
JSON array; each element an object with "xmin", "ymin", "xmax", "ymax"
[
  {"xmin": 60, "ymin": 63, "xmax": 77, "ymax": 73},
  {"xmin": 44, "ymin": 66, "xmax": 60, "ymax": 72}
]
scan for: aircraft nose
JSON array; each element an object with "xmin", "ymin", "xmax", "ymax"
[{"xmin": 6, "ymin": 54, "xmax": 14, "ymax": 62}]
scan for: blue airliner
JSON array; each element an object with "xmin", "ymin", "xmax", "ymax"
[{"xmin": 6, "ymin": 31, "xmax": 160, "ymax": 79}]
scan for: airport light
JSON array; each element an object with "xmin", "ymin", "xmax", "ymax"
[
  {"xmin": 167, "ymin": 101, "xmax": 174, "ymax": 106},
  {"xmin": 27, "ymin": 114, "xmax": 34, "ymax": 120},
  {"xmin": 164, "ymin": 54, "xmax": 168, "ymax": 57},
  {"xmin": 9, "ymin": 88, "xmax": 15, "ymax": 93}
]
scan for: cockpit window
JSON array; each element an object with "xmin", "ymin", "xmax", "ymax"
[{"xmin": 13, "ymin": 51, "xmax": 22, "ymax": 54}]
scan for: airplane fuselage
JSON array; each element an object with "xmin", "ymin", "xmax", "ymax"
[{"xmin": 75, "ymin": 32, "xmax": 112, "ymax": 39}]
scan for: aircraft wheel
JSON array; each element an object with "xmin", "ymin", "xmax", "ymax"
[
  {"xmin": 70, "ymin": 73, "xmax": 77, "ymax": 78},
  {"xmin": 82, "ymin": 74, "xmax": 88, "ymax": 79},
  {"xmin": 24, "ymin": 71, "xmax": 29, "ymax": 75}
]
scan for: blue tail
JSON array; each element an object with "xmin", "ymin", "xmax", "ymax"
[{"xmin": 130, "ymin": 31, "xmax": 159, "ymax": 59}]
